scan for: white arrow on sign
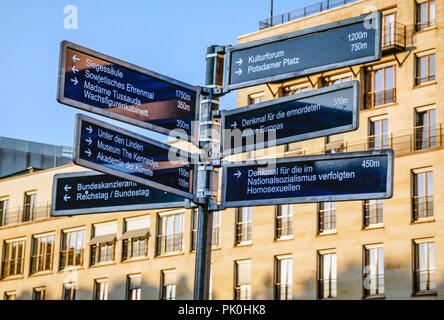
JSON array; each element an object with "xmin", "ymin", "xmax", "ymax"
[
  {"xmin": 64, "ymin": 185, "xmax": 71, "ymax": 192},
  {"xmin": 70, "ymin": 77, "xmax": 78, "ymax": 85},
  {"xmin": 231, "ymin": 121, "xmax": 237, "ymax": 129},
  {"xmin": 86, "ymin": 137, "xmax": 92, "ymax": 145},
  {"xmin": 234, "ymin": 170, "xmax": 242, "ymax": 178},
  {"xmin": 235, "ymin": 68, "xmax": 242, "ymax": 76},
  {"xmin": 72, "ymin": 54, "xmax": 80, "ymax": 62},
  {"xmin": 236, "ymin": 58, "xmax": 243, "ymax": 66},
  {"xmin": 63, "ymin": 194, "xmax": 71, "ymax": 202},
  {"xmin": 72, "ymin": 66, "xmax": 79, "ymax": 74},
  {"xmin": 86, "ymin": 126, "xmax": 93, "ymax": 134},
  {"xmin": 85, "ymin": 149, "xmax": 92, "ymax": 157}
]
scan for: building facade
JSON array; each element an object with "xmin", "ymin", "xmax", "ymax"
[{"xmin": 0, "ymin": 0, "xmax": 443, "ymax": 300}]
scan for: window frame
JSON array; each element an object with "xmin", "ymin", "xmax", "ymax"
[
  {"xmin": 412, "ymin": 239, "xmax": 436, "ymax": 295},
  {"xmin": 274, "ymin": 255, "xmax": 293, "ymax": 300},
  {"xmin": 317, "ymin": 202, "xmax": 336, "ymax": 234},
  {"xmin": 275, "ymin": 205, "xmax": 293, "ymax": 240},
  {"xmin": 411, "ymin": 167, "xmax": 434, "ymax": 221},
  {"xmin": 235, "ymin": 207, "xmax": 252, "ymax": 246},
  {"xmin": 2, "ymin": 237, "xmax": 26, "ymax": 278},
  {"xmin": 365, "ymin": 65, "xmax": 396, "ymax": 108},
  {"xmin": 415, "ymin": 51, "xmax": 436, "ymax": 85},
  {"xmin": 156, "ymin": 210, "xmax": 184, "ymax": 255},
  {"xmin": 59, "ymin": 227, "xmax": 85, "ymax": 270},
  {"xmin": 0, "ymin": 197, "xmax": 9, "ymax": 227},
  {"xmin": 317, "ymin": 249, "xmax": 337, "ymax": 300},
  {"xmin": 30, "ymin": 232, "xmax": 55, "ymax": 274},
  {"xmin": 234, "ymin": 259, "xmax": 252, "ymax": 300},
  {"xmin": 362, "ymin": 244, "xmax": 385, "ymax": 298},
  {"xmin": 416, "ymin": 0, "xmax": 436, "ymax": 31}
]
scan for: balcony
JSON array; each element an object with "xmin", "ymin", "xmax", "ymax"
[
  {"xmin": 156, "ymin": 233, "xmax": 183, "ymax": 255},
  {"xmin": 364, "ymin": 88, "xmax": 396, "ymax": 109},
  {"xmin": 283, "ymin": 124, "xmax": 444, "ymax": 158},
  {"xmin": 382, "ymin": 22, "xmax": 406, "ymax": 54},
  {"xmin": 259, "ymin": 0, "xmax": 360, "ymax": 30},
  {"xmin": 0, "ymin": 202, "xmax": 51, "ymax": 228}
]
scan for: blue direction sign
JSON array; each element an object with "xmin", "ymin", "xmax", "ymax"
[
  {"xmin": 224, "ymin": 13, "xmax": 381, "ymax": 92},
  {"xmin": 221, "ymin": 150, "xmax": 393, "ymax": 208},
  {"xmin": 221, "ymin": 81, "xmax": 359, "ymax": 155},
  {"xmin": 58, "ymin": 41, "xmax": 200, "ymax": 141},
  {"xmin": 52, "ymin": 171, "xmax": 185, "ymax": 216},
  {"xmin": 73, "ymin": 114, "xmax": 196, "ymax": 200}
]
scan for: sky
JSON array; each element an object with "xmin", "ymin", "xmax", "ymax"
[{"xmin": 0, "ymin": 0, "xmax": 322, "ymax": 147}]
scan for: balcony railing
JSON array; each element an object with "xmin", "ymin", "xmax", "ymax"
[
  {"xmin": 30, "ymin": 254, "xmax": 53, "ymax": 274},
  {"xmin": 414, "ymin": 270, "xmax": 436, "ymax": 292},
  {"xmin": 236, "ymin": 222, "xmax": 252, "ymax": 244},
  {"xmin": 276, "ymin": 216, "xmax": 292, "ymax": 239},
  {"xmin": 275, "ymin": 283, "xmax": 292, "ymax": 300},
  {"xmin": 413, "ymin": 195, "xmax": 433, "ymax": 220},
  {"xmin": 416, "ymin": 19, "xmax": 436, "ymax": 31},
  {"xmin": 156, "ymin": 233, "xmax": 183, "ymax": 255},
  {"xmin": 0, "ymin": 202, "xmax": 51, "ymax": 228},
  {"xmin": 363, "ymin": 274, "xmax": 385, "ymax": 297},
  {"xmin": 259, "ymin": 0, "xmax": 360, "ymax": 30},
  {"xmin": 59, "ymin": 249, "xmax": 84, "ymax": 269},
  {"xmin": 235, "ymin": 285, "xmax": 251, "ymax": 300},
  {"xmin": 283, "ymin": 124, "xmax": 444, "ymax": 159},
  {"xmin": 2, "ymin": 258, "xmax": 24, "ymax": 278},
  {"xmin": 382, "ymin": 22, "xmax": 406, "ymax": 53},
  {"xmin": 318, "ymin": 278, "xmax": 337, "ymax": 299},
  {"xmin": 364, "ymin": 88, "xmax": 396, "ymax": 109},
  {"xmin": 416, "ymin": 74, "xmax": 436, "ymax": 86}
]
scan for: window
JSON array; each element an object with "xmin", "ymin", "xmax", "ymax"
[
  {"xmin": 318, "ymin": 202, "xmax": 336, "ymax": 234},
  {"xmin": 63, "ymin": 283, "xmax": 76, "ymax": 300},
  {"xmin": 282, "ymin": 84, "xmax": 311, "ymax": 96},
  {"xmin": 324, "ymin": 75, "xmax": 352, "ymax": 87},
  {"xmin": 363, "ymin": 245, "xmax": 384, "ymax": 297},
  {"xmin": 2, "ymin": 238, "xmax": 25, "ymax": 278},
  {"xmin": 369, "ymin": 116, "xmax": 389, "ymax": 149},
  {"xmin": 191, "ymin": 210, "xmax": 221, "ymax": 251},
  {"xmin": 276, "ymin": 205, "xmax": 293, "ymax": 239},
  {"xmin": 160, "ymin": 269, "xmax": 176, "ymax": 300},
  {"xmin": 30, "ymin": 233, "xmax": 55, "ymax": 274},
  {"xmin": 235, "ymin": 260, "xmax": 251, "ymax": 300},
  {"xmin": 157, "ymin": 211, "xmax": 184, "ymax": 255},
  {"xmin": 416, "ymin": 53, "xmax": 435, "ymax": 85},
  {"xmin": 127, "ymin": 274, "xmax": 142, "ymax": 300},
  {"xmin": 90, "ymin": 221, "xmax": 117, "ymax": 265},
  {"xmin": 94, "ymin": 279, "xmax": 109, "ymax": 300},
  {"xmin": 383, "ymin": 13, "xmax": 396, "ymax": 47},
  {"xmin": 416, "ymin": 0, "xmax": 436, "ymax": 30},
  {"xmin": 412, "ymin": 168, "xmax": 433, "ymax": 220},
  {"xmin": 415, "ymin": 106, "xmax": 436, "ymax": 150},
  {"xmin": 248, "ymin": 92, "xmax": 264, "ymax": 104},
  {"xmin": 363, "ymin": 200, "xmax": 383, "ymax": 227},
  {"xmin": 22, "ymin": 191, "xmax": 37, "ymax": 222},
  {"xmin": 318, "ymin": 250, "xmax": 337, "ymax": 299},
  {"xmin": 413, "ymin": 239, "xmax": 435, "ymax": 293},
  {"xmin": 365, "ymin": 66, "xmax": 395, "ymax": 108},
  {"xmin": 236, "ymin": 207, "xmax": 252, "ymax": 245},
  {"xmin": 275, "ymin": 255, "xmax": 292, "ymax": 300},
  {"xmin": 0, "ymin": 197, "xmax": 8, "ymax": 227},
  {"xmin": 60, "ymin": 228, "xmax": 84, "ymax": 269},
  {"xmin": 122, "ymin": 215, "xmax": 149, "ymax": 261},
  {"xmin": 33, "ymin": 287, "xmax": 46, "ymax": 300},
  {"xmin": 4, "ymin": 291, "xmax": 16, "ymax": 300}
]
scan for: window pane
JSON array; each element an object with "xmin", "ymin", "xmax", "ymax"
[{"xmin": 374, "ymin": 69, "xmax": 383, "ymax": 92}]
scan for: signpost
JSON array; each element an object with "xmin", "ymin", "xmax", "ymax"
[
  {"xmin": 73, "ymin": 114, "xmax": 196, "ymax": 200},
  {"xmin": 57, "ymin": 41, "xmax": 200, "ymax": 141},
  {"xmin": 51, "ymin": 171, "xmax": 185, "ymax": 216},
  {"xmin": 223, "ymin": 13, "xmax": 381, "ymax": 92},
  {"xmin": 55, "ymin": 11, "xmax": 385, "ymax": 300},
  {"xmin": 221, "ymin": 81, "xmax": 359, "ymax": 155},
  {"xmin": 220, "ymin": 150, "xmax": 393, "ymax": 209}
]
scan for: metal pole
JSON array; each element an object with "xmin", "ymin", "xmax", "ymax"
[
  {"xmin": 193, "ymin": 45, "xmax": 220, "ymax": 300},
  {"xmin": 270, "ymin": 0, "xmax": 274, "ymax": 27}
]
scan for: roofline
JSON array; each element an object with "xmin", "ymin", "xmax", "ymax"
[{"xmin": 238, "ymin": 0, "xmax": 366, "ymax": 42}]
